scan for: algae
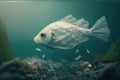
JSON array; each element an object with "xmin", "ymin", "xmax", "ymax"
[
  {"xmin": 95, "ymin": 39, "xmax": 120, "ymax": 62},
  {"xmin": 0, "ymin": 16, "xmax": 14, "ymax": 63}
]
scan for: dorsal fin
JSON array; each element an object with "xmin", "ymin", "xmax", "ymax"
[
  {"xmin": 59, "ymin": 14, "xmax": 89, "ymax": 29},
  {"xmin": 59, "ymin": 15, "xmax": 77, "ymax": 24},
  {"xmin": 73, "ymin": 18, "xmax": 89, "ymax": 28}
]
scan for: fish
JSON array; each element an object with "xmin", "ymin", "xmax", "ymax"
[
  {"xmin": 34, "ymin": 15, "xmax": 110, "ymax": 49},
  {"xmin": 74, "ymin": 55, "xmax": 82, "ymax": 60},
  {"xmin": 35, "ymin": 47, "xmax": 41, "ymax": 52}
]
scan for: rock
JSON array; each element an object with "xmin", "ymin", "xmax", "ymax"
[
  {"xmin": 0, "ymin": 59, "xmax": 35, "ymax": 80},
  {"xmin": 98, "ymin": 63, "xmax": 120, "ymax": 80},
  {"xmin": 0, "ymin": 72, "xmax": 26, "ymax": 80},
  {"xmin": 0, "ymin": 57, "xmax": 119, "ymax": 80}
]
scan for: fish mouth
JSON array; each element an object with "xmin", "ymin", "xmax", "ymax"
[{"xmin": 34, "ymin": 37, "xmax": 40, "ymax": 43}]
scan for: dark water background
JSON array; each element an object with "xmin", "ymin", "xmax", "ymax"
[{"xmin": 0, "ymin": 0, "xmax": 120, "ymax": 61}]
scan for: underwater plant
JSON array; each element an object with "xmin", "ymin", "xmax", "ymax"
[
  {"xmin": 0, "ymin": 16, "xmax": 14, "ymax": 63},
  {"xmin": 95, "ymin": 39, "xmax": 120, "ymax": 62}
]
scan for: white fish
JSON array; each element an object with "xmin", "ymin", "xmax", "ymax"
[
  {"xmin": 86, "ymin": 48, "xmax": 90, "ymax": 53},
  {"xmin": 75, "ymin": 49, "xmax": 79, "ymax": 53},
  {"xmin": 35, "ymin": 47, "xmax": 41, "ymax": 52},
  {"xmin": 34, "ymin": 15, "xmax": 110, "ymax": 49},
  {"xmin": 42, "ymin": 54, "xmax": 45, "ymax": 59},
  {"xmin": 74, "ymin": 55, "xmax": 82, "ymax": 60}
]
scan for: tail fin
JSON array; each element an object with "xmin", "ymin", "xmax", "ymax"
[{"xmin": 90, "ymin": 16, "xmax": 110, "ymax": 41}]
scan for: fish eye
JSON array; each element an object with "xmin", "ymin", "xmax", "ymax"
[{"xmin": 40, "ymin": 33, "xmax": 46, "ymax": 38}]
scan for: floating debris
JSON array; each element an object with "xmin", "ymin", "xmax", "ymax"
[
  {"xmin": 49, "ymin": 64, "xmax": 55, "ymax": 71},
  {"xmin": 42, "ymin": 54, "xmax": 46, "ymax": 59},
  {"xmin": 74, "ymin": 55, "xmax": 82, "ymax": 60},
  {"xmin": 35, "ymin": 47, "xmax": 41, "ymax": 52},
  {"xmin": 75, "ymin": 49, "xmax": 79, "ymax": 53},
  {"xmin": 84, "ymin": 68, "xmax": 90, "ymax": 72},
  {"xmin": 86, "ymin": 48, "xmax": 90, "ymax": 53}
]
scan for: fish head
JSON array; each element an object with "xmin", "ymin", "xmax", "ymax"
[{"xmin": 34, "ymin": 27, "xmax": 52, "ymax": 45}]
